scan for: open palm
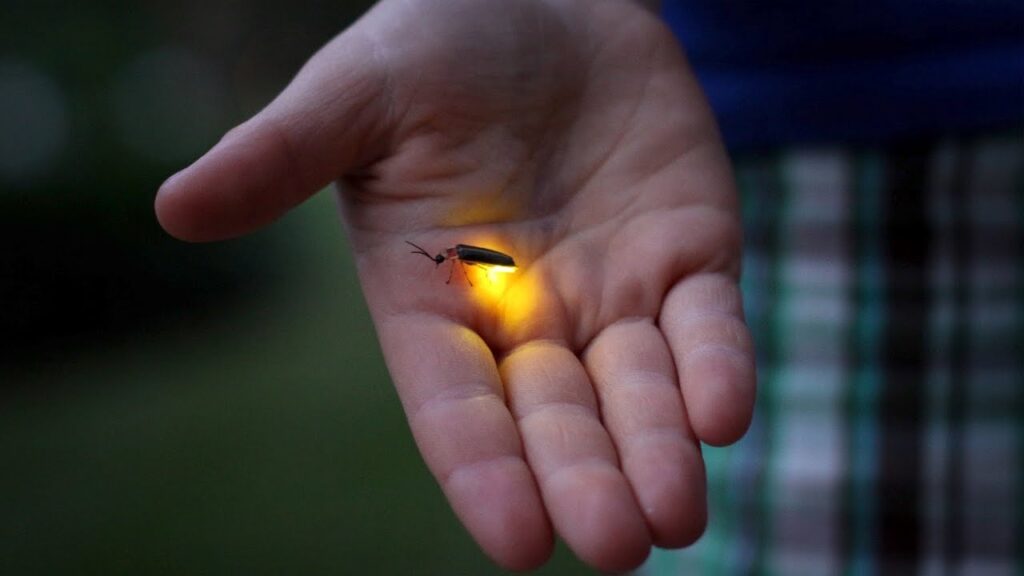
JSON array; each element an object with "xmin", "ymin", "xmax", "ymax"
[{"xmin": 156, "ymin": 0, "xmax": 755, "ymax": 571}]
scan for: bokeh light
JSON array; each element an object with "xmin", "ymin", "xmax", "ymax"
[{"xmin": 0, "ymin": 58, "xmax": 68, "ymax": 184}]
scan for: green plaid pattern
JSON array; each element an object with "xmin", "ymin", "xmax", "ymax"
[{"xmin": 643, "ymin": 135, "xmax": 1024, "ymax": 576}]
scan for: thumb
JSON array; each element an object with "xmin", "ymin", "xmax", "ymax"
[{"xmin": 155, "ymin": 29, "xmax": 390, "ymax": 242}]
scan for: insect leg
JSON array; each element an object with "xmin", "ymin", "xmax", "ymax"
[{"xmin": 460, "ymin": 260, "xmax": 474, "ymax": 287}]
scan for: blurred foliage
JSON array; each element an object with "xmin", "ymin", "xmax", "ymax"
[{"xmin": 1, "ymin": 1, "xmax": 598, "ymax": 573}]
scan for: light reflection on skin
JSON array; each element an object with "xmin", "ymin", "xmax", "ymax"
[
  {"xmin": 476, "ymin": 264, "xmax": 516, "ymax": 299},
  {"xmin": 458, "ymin": 234, "xmax": 542, "ymax": 342},
  {"xmin": 495, "ymin": 270, "xmax": 544, "ymax": 343},
  {"xmin": 463, "ymin": 234, "xmax": 518, "ymax": 308},
  {"xmin": 468, "ymin": 262, "xmax": 539, "ymax": 346}
]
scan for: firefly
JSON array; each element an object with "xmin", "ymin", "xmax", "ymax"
[{"xmin": 406, "ymin": 241, "xmax": 517, "ymax": 286}]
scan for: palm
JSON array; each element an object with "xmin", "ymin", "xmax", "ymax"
[
  {"xmin": 347, "ymin": 0, "xmax": 737, "ymax": 343},
  {"xmin": 156, "ymin": 0, "xmax": 755, "ymax": 572}
]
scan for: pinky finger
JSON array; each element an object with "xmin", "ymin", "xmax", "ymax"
[{"xmin": 659, "ymin": 273, "xmax": 756, "ymax": 446}]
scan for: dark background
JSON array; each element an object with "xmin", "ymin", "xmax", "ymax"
[{"xmin": 0, "ymin": 1, "xmax": 590, "ymax": 573}]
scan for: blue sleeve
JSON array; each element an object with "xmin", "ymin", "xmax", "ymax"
[{"xmin": 661, "ymin": 0, "xmax": 1024, "ymax": 148}]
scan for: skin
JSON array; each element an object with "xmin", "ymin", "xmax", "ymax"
[{"xmin": 155, "ymin": 0, "xmax": 755, "ymax": 572}]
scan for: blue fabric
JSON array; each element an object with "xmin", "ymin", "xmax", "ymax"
[{"xmin": 661, "ymin": 1, "xmax": 1024, "ymax": 149}]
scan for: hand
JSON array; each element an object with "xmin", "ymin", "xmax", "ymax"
[{"xmin": 155, "ymin": 0, "xmax": 755, "ymax": 571}]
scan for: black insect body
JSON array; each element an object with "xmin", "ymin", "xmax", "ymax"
[{"xmin": 406, "ymin": 241, "xmax": 517, "ymax": 286}]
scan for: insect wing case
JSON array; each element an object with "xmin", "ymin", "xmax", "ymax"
[{"xmin": 455, "ymin": 244, "xmax": 516, "ymax": 268}]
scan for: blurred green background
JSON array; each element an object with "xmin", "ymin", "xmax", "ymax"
[{"xmin": 0, "ymin": 2, "xmax": 591, "ymax": 573}]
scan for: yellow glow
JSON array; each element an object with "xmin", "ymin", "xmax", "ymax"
[
  {"xmin": 469, "ymin": 262, "xmax": 542, "ymax": 341},
  {"xmin": 473, "ymin": 263, "xmax": 515, "ymax": 304},
  {"xmin": 456, "ymin": 234, "xmax": 542, "ymax": 340},
  {"xmin": 499, "ymin": 271, "xmax": 542, "ymax": 339},
  {"xmin": 484, "ymin": 265, "xmax": 517, "ymax": 282},
  {"xmin": 440, "ymin": 195, "xmax": 526, "ymax": 227}
]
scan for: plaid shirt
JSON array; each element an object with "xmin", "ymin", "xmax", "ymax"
[{"xmin": 643, "ymin": 135, "xmax": 1023, "ymax": 575}]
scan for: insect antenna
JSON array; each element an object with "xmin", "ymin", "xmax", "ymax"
[{"xmin": 405, "ymin": 241, "xmax": 435, "ymax": 261}]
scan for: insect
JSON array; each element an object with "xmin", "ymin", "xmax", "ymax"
[{"xmin": 406, "ymin": 241, "xmax": 517, "ymax": 286}]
